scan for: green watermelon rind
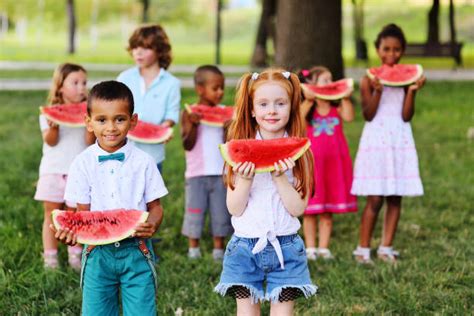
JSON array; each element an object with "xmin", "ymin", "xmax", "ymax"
[
  {"xmin": 185, "ymin": 103, "xmax": 231, "ymax": 127},
  {"xmin": 219, "ymin": 138, "xmax": 311, "ymax": 174},
  {"xmin": 51, "ymin": 209, "xmax": 149, "ymax": 245},
  {"xmin": 303, "ymin": 78, "xmax": 354, "ymax": 101},
  {"xmin": 128, "ymin": 124, "xmax": 173, "ymax": 144},
  {"xmin": 367, "ymin": 64, "xmax": 423, "ymax": 87},
  {"xmin": 39, "ymin": 105, "xmax": 86, "ymax": 128}
]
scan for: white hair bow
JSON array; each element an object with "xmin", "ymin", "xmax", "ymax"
[
  {"xmin": 251, "ymin": 72, "xmax": 259, "ymax": 81},
  {"xmin": 281, "ymin": 71, "xmax": 291, "ymax": 79}
]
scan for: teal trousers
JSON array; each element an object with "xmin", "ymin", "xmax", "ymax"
[{"xmin": 81, "ymin": 238, "xmax": 157, "ymax": 316}]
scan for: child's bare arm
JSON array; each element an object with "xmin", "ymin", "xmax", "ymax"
[
  {"xmin": 226, "ymin": 162, "xmax": 255, "ymax": 216},
  {"xmin": 300, "ymin": 85, "xmax": 316, "ymax": 119},
  {"xmin": 180, "ymin": 110, "xmax": 200, "ymax": 151},
  {"xmin": 402, "ymin": 75, "xmax": 426, "ymax": 122},
  {"xmin": 272, "ymin": 159, "xmax": 308, "ymax": 217},
  {"xmin": 360, "ymin": 76, "xmax": 383, "ymax": 121},
  {"xmin": 338, "ymin": 96, "xmax": 355, "ymax": 122},
  {"xmin": 161, "ymin": 119, "xmax": 175, "ymax": 128},
  {"xmin": 133, "ymin": 199, "xmax": 164, "ymax": 238},
  {"xmin": 42, "ymin": 121, "xmax": 60, "ymax": 146}
]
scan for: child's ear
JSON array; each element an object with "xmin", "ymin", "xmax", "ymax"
[
  {"xmin": 129, "ymin": 113, "xmax": 138, "ymax": 130},
  {"xmin": 85, "ymin": 115, "xmax": 94, "ymax": 133},
  {"xmin": 195, "ymin": 84, "xmax": 205, "ymax": 97}
]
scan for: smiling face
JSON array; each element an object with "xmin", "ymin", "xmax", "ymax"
[
  {"xmin": 60, "ymin": 70, "xmax": 87, "ymax": 104},
  {"xmin": 197, "ymin": 72, "xmax": 225, "ymax": 106},
  {"xmin": 377, "ymin": 36, "xmax": 403, "ymax": 66},
  {"xmin": 86, "ymin": 98, "xmax": 137, "ymax": 153},
  {"xmin": 132, "ymin": 46, "xmax": 159, "ymax": 69},
  {"xmin": 252, "ymin": 82, "xmax": 291, "ymax": 139}
]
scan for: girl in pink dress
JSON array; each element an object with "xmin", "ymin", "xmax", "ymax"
[
  {"xmin": 351, "ymin": 24, "xmax": 426, "ymax": 264},
  {"xmin": 299, "ymin": 66, "xmax": 357, "ymax": 260}
]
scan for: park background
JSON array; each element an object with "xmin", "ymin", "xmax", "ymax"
[{"xmin": 0, "ymin": 0, "xmax": 473, "ymax": 314}]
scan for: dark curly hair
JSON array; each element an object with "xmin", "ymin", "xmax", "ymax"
[
  {"xmin": 127, "ymin": 24, "xmax": 172, "ymax": 70},
  {"xmin": 374, "ymin": 23, "xmax": 406, "ymax": 51}
]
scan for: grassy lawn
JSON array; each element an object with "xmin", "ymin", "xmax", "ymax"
[{"xmin": 0, "ymin": 82, "xmax": 473, "ymax": 314}]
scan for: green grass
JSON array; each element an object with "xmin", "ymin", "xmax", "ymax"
[{"xmin": 0, "ymin": 83, "xmax": 473, "ymax": 314}]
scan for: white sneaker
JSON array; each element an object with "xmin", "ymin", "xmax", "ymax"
[
  {"xmin": 306, "ymin": 247, "xmax": 317, "ymax": 261},
  {"xmin": 212, "ymin": 248, "xmax": 225, "ymax": 261},
  {"xmin": 317, "ymin": 248, "xmax": 334, "ymax": 260},
  {"xmin": 187, "ymin": 247, "xmax": 201, "ymax": 259}
]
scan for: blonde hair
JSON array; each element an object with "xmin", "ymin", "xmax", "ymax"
[
  {"xmin": 47, "ymin": 63, "xmax": 87, "ymax": 105},
  {"xmin": 225, "ymin": 68, "xmax": 314, "ymax": 198}
]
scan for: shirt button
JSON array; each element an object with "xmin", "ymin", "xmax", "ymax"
[{"xmin": 114, "ymin": 242, "xmax": 120, "ymax": 247}]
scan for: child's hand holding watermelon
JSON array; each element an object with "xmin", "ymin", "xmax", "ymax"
[
  {"xmin": 233, "ymin": 161, "xmax": 255, "ymax": 180},
  {"xmin": 271, "ymin": 158, "xmax": 295, "ymax": 178},
  {"xmin": 408, "ymin": 75, "xmax": 426, "ymax": 92},
  {"xmin": 50, "ymin": 224, "xmax": 78, "ymax": 246}
]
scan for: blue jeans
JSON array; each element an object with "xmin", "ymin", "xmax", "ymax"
[
  {"xmin": 214, "ymin": 234, "xmax": 317, "ymax": 303},
  {"xmin": 81, "ymin": 238, "xmax": 157, "ymax": 315}
]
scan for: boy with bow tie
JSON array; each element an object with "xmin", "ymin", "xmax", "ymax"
[{"xmin": 52, "ymin": 80, "xmax": 167, "ymax": 315}]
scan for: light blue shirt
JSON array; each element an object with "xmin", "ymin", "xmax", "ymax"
[{"xmin": 117, "ymin": 67, "xmax": 181, "ymax": 164}]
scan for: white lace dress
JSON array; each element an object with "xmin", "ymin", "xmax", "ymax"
[{"xmin": 351, "ymin": 86, "xmax": 423, "ymax": 196}]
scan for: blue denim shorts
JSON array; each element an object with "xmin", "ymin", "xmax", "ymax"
[{"xmin": 214, "ymin": 234, "xmax": 317, "ymax": 303}]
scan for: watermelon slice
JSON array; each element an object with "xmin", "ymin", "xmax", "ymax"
[
  {"xmin": 40, "ymin": 102, "xmax": 87, "ymax": 127},
  {"xmin": 302, "ymin": 78, "xmax": 354, "ymax": 101},
  {"xmin": 185, "ymin": 104, "xmax": 234, "ymax": 127},
  {"xmin": 367, "ymin": 64, "xmax": 423, "ymax": 86},
  {"xmin": 219, "ymin": 137, "xmax": 310, "ymax": 173},
  {"xmin": 128, "ymin": 120, "xmax": 173, "ymax": 144},
  {"xmin": 52, "ymin": 209, "xmax": 148, "ymax": 245}
]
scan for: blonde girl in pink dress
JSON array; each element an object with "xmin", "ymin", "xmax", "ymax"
[
  {"xmin": 299, "ymin": 67, "xmax": 357, "ymax": 260},
  {"xmin": 351, "ymin": 24, "xmax": 426, "ymax": 264}
]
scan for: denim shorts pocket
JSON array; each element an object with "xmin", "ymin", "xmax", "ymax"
[
  {"xmin": 225, "ymin": 237, "xmax": 240, "ymax": 257},
  {"xmin": 289, "ymin": 236, "xmax": 306, "ymax": 257}
]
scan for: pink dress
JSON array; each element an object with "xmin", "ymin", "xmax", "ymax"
[{"xmin": 305, "ymin": 107, "xmax": 358, "ymax": 214}]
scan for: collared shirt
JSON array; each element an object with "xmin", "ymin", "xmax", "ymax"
[
  {"xmin": 117, "ymin": 67, "xmax": 181, "ymax": 164},
  {"xmin": 38, "ymin": 115, "xmax": 88, "ymax": 175},
  {"xmin": 64, "ymin": 140, "xmax": 168, "ymax": 212},
  {"xmin": 231, "ymin": 131, "xmax": 301, "ymax": 269}
]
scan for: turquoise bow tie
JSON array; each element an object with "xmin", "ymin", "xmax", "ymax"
[{"xmin": 98, "ymin": 152, "xmax": 125, "ymax": 163}]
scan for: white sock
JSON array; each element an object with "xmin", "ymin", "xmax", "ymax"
[
  {"xmin": 212, "ymin": 248, "xmax": 224, "ymax": 260},
  {"xmin": 188, "ymin": 247, "xmax": 201, "ymax": 258}
]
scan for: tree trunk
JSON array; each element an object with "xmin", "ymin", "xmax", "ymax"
[
  {"xmin": 275, "ymin": 0, "xmax": 344, "ymax": 79},
  {"xmin": 352, "ymin": 0, "xmax": 367, "ymax": 61},
  {"xmin": 66, "ymin": 0, "xmax": 76, "ymax": 54},
  {"xmin": 141, "ymin": 0, "xmax": 150, "ymax": 23},
  {"xmin": 215, "ymin": 0, "xmax": 222, "ymax": 65},
  {"xmin": 427, "ymin": 0, "xmax": 439, "ymax": 45},
  {"xmin": 250, "ymin": 0, "xmax": 276, "ymax": 67}
]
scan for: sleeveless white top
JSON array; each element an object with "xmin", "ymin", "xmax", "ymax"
[
  {"xmin": 231, "ymin": 131, "xmax": 301, "ymax": 269},
  {"xmin": 184, "ymin": 120, "xmax": 225, "ymax": 178}
]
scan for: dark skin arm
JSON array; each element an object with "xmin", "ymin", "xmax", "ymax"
[
  {"xmin": 360, "ymin": 75, "xmax": 383, "ymax": 121},
  {"xmin": 180, "ymin": 110, "xmax": 201, "ymax": 151},
  {"xmin": 401, "ymin": 75, "xmax": 426, "ymax": 122},
  {"xmin": 42, "ymin": 120, "xmax": 60, "ymax": 146}
]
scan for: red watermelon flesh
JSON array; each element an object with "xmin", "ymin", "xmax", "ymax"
[
  {"xmin": 185, "ymin": 104, "xmax": 234, "ymax": 127},
  {"xmin": 128, "ymin": 120, "xmax": 173, "ymax": 144},
  {"xmin": 52, "ymin": 209, "xmax": 148, "ymax": 245},
  {"xmin": 367, "ymin": 64, "xmax": 423, "ymax": 86},
  {"xmin": 219, "ymin": 137, "xmax": 310, "ymax": 173},
  {"xmin": 40, "ymin": 102, "xmax": 87, "ymax": 127},
  {"xmin": 302, "ymin": 78, "xmax": 354, "ymax": 101}
]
